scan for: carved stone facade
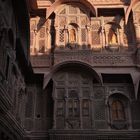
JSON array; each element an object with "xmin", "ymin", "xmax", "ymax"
[
  {"xmin": 27, "ymin": 0, "xmax": 140, "ymax": 140},
  {"xmin": 1, "ymin": 0, "xmax": 140, "ymax": 140}
]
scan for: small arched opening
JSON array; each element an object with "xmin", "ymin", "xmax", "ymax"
[{"xmin": 108, "ymin": 93, "xmax": 130, "ymax": 130}]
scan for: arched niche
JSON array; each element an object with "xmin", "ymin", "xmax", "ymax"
[
  {"xmin": 53, "ymin": 3, "xmax": 91, "ymax": 49},
  {"xmin": 50, "ymin": 63, "xmax": 102, "ymax": 129},
  {"xmin": 104, "ymin": 22, "xmax": 121, "ymax": 51},
  {"xmin": 108, "ymin": 93, "xmax": 131, "ymax": 130}
]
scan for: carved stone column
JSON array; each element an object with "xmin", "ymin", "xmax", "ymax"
[
  {"xmin": 101, "ymin": 27, "xmax": 105, "ymax": 49},
  {"xmin": 53, "ymin": 98, "xmax": 57, "ymax": 129},
  {"xmin": 86, "ymin": 26, "xmax": 90, "ymax": 46},
  {"xmin": 64, "ymin": 27, "xmax": 68, "ymax": 47},
  {"xmin": 90, "ymin": 98, "xmax": 94, "ymax": 129},
  {"xmin": 55, "ymin": 26, "xmax": 58, "ymax": 48},
  {"xmin": 47, "ymin": 29, "xmax": 51, "ymax": 51},
  {"xmin": 88, "ymin": 28, "xmax": 92, "ymax": 48},
  {"xmin": 134, "ymin": 23, "xmax": 140, "ymax": 48},
  {"xmin": 105, "ymin": 30, "xmax": 109, "ymax": 46},
  {"xmin": 65, "ymin": 98, "xmax": 68, "ymax": 129},
  {"xmin": 119, "ymin": 29, "xmax": 124, "ymax": 46},
  {"xmin": 117, "ymin": 29, "xmax": 120, "ymax": 45},
  {"xmin": 79, "ymin": 98, "xmax": 83, "ymax": 129}
]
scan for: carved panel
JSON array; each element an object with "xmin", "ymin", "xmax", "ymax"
[
  {"xmin": 25, "ymin": 91, "xmax": 34, "ymax": 118},
  {"xmin": 53, "ymin": 70, "xmax": 93, "ymax": 129},
  {"xmin": 91, "ymin": 23, "xmax": 100, "ymax": 31},
  {"xmin": 57, "ymin": 100, "xmax": 64, "ymax": 116},
  {"xmin": 24, "ymin": 119, "xmax": 33, "ymax": 131},
  {"xmin": 56, "ymin": 118, "xmax": 65, "ymax": 129},
  {"xmin": 59, "ymin": 8, "xmax": 66, "ymax": 15},
  {"xmin": 94, "ymin": 88, "xmax": 104, "ymax": 99},
  {"xmin": 59, "ymin": 17, "xmax": 67, "ymax": 27},
  {"xmin": 30, "ymin": 32, "xmax": 34, "ymax": 46},
  {"xmin": 59, "ymin": 29, "xmax": 65, "ymax": 42},
  {"xmin": 82, "ymin": 99, "xmax": 90, "ymax": 116},
  {"xmin": 94, "ymin": 121, "xmax": 107, "ymax": 129},
  {"xmin": 68, "ymin": 88, "xmax": 78, "ymax": 98},
  {"xmin": 30, "ymin": 20, "xmax": 36, "ymax": 31},
  {"xmin": 54, "ymin": 51, "xmax": 92, "ymax": 66},
  {"xmin": 69, "ymin": 6, "xmax": 77, "ymax": 14},
  {"xmin": 80, "ymin": 17, "xmax": 87, "ymax": 26},
  {"xmin": 39, "ymin": 40, "xmax": 45, "ymax": 53},
  {"xmin": 54, "ymin": 51, "xmax": 135, "ymax": 67},
  {"xmin": 54, "ymin": 73, "xmax": 66, "ymax": 81},
  {"xmin": 56, "ymin": 88, "xmax": 65, "ymax": 99},
  {"xmin": 66, "ymin": 119, "xmax": 80, "ymax": 129},
  {"xmin": 82, "ymin": 87, "xmax": 90, "ymax": 98},
  {"xmin": 81, "ymin": 28, "xmax": 87, "ymax": 42},
  {"xmin": 83, "ymin": 118, "xmax": 92, "ymax": 129},
  {"xmin": 69, "ymin": 16, "xmax": 77, "ymax": 23},
  {"xmin": 91, "ymin": 31, "xmax": 100, "ymax": 45},
  {"xmin": 39, "ymin": 27, "xmax": 45, "ymax": 38},
  {"xmin": 30, "ymin": 55, "xmax": 50, "ymax": 68},
  {"xmin": 94, "ymin": 100, "xmax": 106, "ymax": 120},
  {"xmin": 92, "ymin": 54, "xmax": 135, "ymax": 66}
]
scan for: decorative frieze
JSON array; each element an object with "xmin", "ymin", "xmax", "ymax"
[
  {"xmin": 92, "ymin": 54, "xmax": 135, "ymax": 65},
  {"xmin": 53, "ymin": 51, "xmax": 135, "ymax": 66},
  {"xmin": 31, "ymin": 55, "xmax": 50, "ymax": 67}
]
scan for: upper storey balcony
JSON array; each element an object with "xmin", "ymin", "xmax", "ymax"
[{"xmin": 29, "ymin": 1, "xmax": 140, "ymax": 72}]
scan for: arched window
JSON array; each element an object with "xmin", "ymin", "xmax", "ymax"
[{"xmin": 111, "ymin": 100, "xmax": 125, "ymax": 121}]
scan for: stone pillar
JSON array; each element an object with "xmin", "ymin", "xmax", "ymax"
[
  {"xmin": 64, "ymin": 28, "xmax": 68, "ymax": 46},
  {"xmin": 134, "ymin": 23, "xmax": 140, "ymax": 48},
  {"xmin": 101, "ymin": 16, "xmax": 105, "ymax": 49},
  {"xmin": 79, "ymin": 98, "xmax": 83, "ymax": 129},
  {"xmin": 101, "ymin": 27, "xmax": 105, "ymax": 49},
  {"xmin": 105, "ymin": 30, "xmax": 109, "ymax": 46},
  {"xmin": 86, "ymin": 26, "xmax": 90, "ymax": 47},
  {"xmin": 47, "ymin": 19, "xmax": 51, "ymax": 51},
  {"xmin": 53, "ymin": 98, "xmax": 56, "ymax": 129},
  {"xmin": 91, "ymin": 97, "xmax": 94, "ymax": 129},
  {"xmin": 77, "ymin": 28, "xmax": 80, "ymax": 46},
  {"xmin": 47, "ymin": 29, "xmax": 51, "ymax": 51},
  {"xmin": 89, "ymin": 28, "xmax": 92, "ymax": 48},
  {"xmin": 65, "ymin": 98, "xmax": 68, "ymax": 129},
  {"xmin": 54, "ymin": 26, "xmax": 58, "ymax": 48},
  {"xmin": 117, "ymin": 29, "xmax": 120, "ymax": 45},
  {"xmin": 119, "ymin": 29, "xmax": 124, "ymax": 46}
]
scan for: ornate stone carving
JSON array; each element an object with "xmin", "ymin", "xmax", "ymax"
[
  {"xmin": 59, "ymin": 16, "xmax": 67, "ymax": 27},
  {"xmin": 53, "ymin": 51, "xmax": 135, "ymax": 67},
  {"xmin": 69, "ymin": 16, "xmax": 77, "ymax": 24},
  {"xmin": 80, "ymin": 17, "xmax": 87, "ymax": 26},
  {"xmin": 92, "ymin": 54, "xmax": 135, "ymax": 66},
  {"xmin": 66, "ymin": 119, "xmax": 80, "ymax": 129}
]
